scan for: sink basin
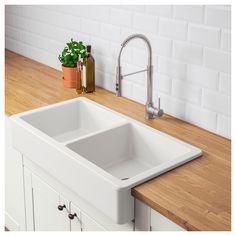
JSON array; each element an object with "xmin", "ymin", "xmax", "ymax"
[
  {"xmin": 21, "ymin": 99, "xmax": 126, "ymax": 143},
  {"xmin": 10, "ymin": 97, "xmax": 202, "ymax": 224},
  {"xmin": 67, "ymin": 123, "xmax": 194, "ymax": 181}
]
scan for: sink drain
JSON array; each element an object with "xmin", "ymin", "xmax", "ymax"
[{"xmin": 121, "ymin": 177, "xmax": 129, "ymax": 180}]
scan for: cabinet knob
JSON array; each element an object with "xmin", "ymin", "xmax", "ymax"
[
  {"xmin": 68, "ymin": 213, "xmax": 77, "ymax": 220},
  {"xmin": 57, "ymin": 204, "xmax": 66, "ymax": 211}
]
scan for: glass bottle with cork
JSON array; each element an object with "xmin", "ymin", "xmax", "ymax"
[{"xmin": 81, "ymin": 45, "xmax": 95, "ymax": 93}]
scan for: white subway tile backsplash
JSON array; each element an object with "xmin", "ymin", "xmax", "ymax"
[
  {"xmin": 173, "ymin": 41, "xmax": 203, "ymax": 65},
  {"xmin": 187, "ymin": 65, "xmax": 219, "ymax": 90},
  {"xmin": 146, "ymin": 5, "xmax": 172, "ymax": 17},
  {"xmin": 5, "ymin": 5, "xmax": 20, "ymax": 14},
  {"xmin": 6, "ymin": 25, "xmax": 63, "ymax": 55},
  {"xmin": 19, "ymin": 6, "xmax": 82, "ymax": 33},
  {"xmin": 133, "ymin": 13, "xmax": 158, "ymax": 33},
  {"xmin": 110, "ymin": 42, "xmax": 133, "ymax": 63},
  {"xmin": 110, "ymin": 8, "xmax": 133, "ymax": 27},
  {"xmin": 60, "ymin": 5, "xmax": 91, "ymax": 18},
  {"xmin": 159, "ymin": 18, "xmax": 187, "ymax": 40},
  {"xmin": 204, "ymin": 48, "xmax": 231, "ymax": 73},
  {"xmin": 5, "ymin": 5, "xmax": 231, "ymax": 138},
  {"xmin": 81, "ymin": 19, "xmax": 100, "ymax": 36},
  {"xmin": 100, "ymin": 23, "xmax": 121, "ymax": 42},
  {"xmin": 208, "ymin": 5, "xmax": 231, "ymax": 10},
  {"xmin": 90, "ymin": 37, "xmax": 111, "ymax": 57},
  {"xmin": 202, "ymin": 89, "xmax": 231, "ymax": 116},
  {"xmin": 150, "ymin": 35, "xmax": 172, "ymax": 57},
  {"xmin": 41, "ymin": 5, "xmax": 91, "ymax": 19},
  {"xmin": 219, "ymin": 73, "xmax": 231, "ymax": 96},
  {"xmin": 188, "ymin": 24, "xmax": 220, "ymax": 48},
  {"xmin": 217, "ymin": 115, "xmax": 231, "ymax": 138},
  {"xmin": 115, "ymin": 5, "xmax": 145, "ymax": 12},
  {"xmin": 158, "ymin": 57, "xmax": 187, "ymax": 79},
  {"xmin": 132, "ymin": 84, "xmax": 147, "ymax": 104},
  {"xmin": 205, "ymin": 6, "xmax": 231, "ymax": 29},
  {"xmin": 173, "ymin": 5, "xmax": 204, "ymax": 23},
  {"xmin": 172, "ymin": 79, "xmax": 202, "ymax": 104},
  {"xmin": 90, "ymin": 6, "xmax": 110, "ymax": 22},
  {"xmin": 132, "ymin": 49, "xmax": 149, "ymax": 68},
  {"xmin": 158, "ymin": 93, "xmax": 186, "ymax": 119},
  {"xmin": 6, "ymin": 37, "xmax": 60, "ymax": 70},
  {"xmin": 221, "ymin": 30, "xmax": 231, "ymax": 52},
  {"xmin": 6, "ymin": 12, "xmax": 73, "ymax": 45},
  {"xmin": 96, "ymin": 70, "xmax": 114, "ymax": 92},
  {"xmin": 95, "ymin": 55, "xmax": 116, "ymax": 74},
  {"xmin": 185, "ymin": 104, "xmax": 217, "ymax": 132},
  {"xmin": 95, "ymin": 70, "xmax": 103, "ymax": 87},
  {"xmin": 120, "ymin": 79, "xmax": 133, "ymax": 100},
  {"xmin": 153, "ymin": 73, "xmax": 172, "ymax": 94}
]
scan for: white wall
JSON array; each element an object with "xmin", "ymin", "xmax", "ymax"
[{"xmin": 5, "ymin": 5, "xmax": 231, "ymax": 138}]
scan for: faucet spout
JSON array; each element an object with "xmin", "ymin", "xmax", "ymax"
[{"xmin": 116, "ymin": 34, "xmax": 163, "ymax": 119}]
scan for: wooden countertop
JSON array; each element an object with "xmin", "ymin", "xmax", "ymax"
[{"xmin": 5, "ymin": 50, "xmax": 231, "ymax": 231}]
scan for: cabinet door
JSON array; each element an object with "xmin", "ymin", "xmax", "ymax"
[
  {"xmin": 81, "ymin": 211, "xmax": 105, "ymax": 231},
  {"xmin": 24, "ymin": 168, "xmax": 34, "ymax": 231},
  {"xmin": 5, "ymin": 116, "xmax": 26, "ymax": 230},
  {"xmin": 70, "ymin": 202, "xmax": 104, "ymax": 231},
  {"xmin": 32, "ymin": 174, "xmax": 70, "ymax": 231},
  {"xmin": 70, "ymin": 203, "xmax": 82, "ymax": 231},
  {"xmin": 150, "ymin": 209, "xmax": 185, "ymax": 231},
  {"xmin": 135, "ymin": 199, "xmax": 150, "ymax": 231}
]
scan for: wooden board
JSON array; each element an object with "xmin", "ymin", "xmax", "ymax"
[{"xmin": 5, "ymin": 50, "xmax": 231, "ymax": 231}]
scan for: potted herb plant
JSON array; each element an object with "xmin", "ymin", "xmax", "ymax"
[{"xmin": 58, "ymin": 38, "xmax": 86, "ymax": 88}]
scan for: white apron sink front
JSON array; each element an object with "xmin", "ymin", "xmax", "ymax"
[{"xmin": 10, "ymin": 97, "xmax": 202, "ymax": 224}]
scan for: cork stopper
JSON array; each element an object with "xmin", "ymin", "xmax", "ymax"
[{"xmin": 87, "ymin": 45, "xmax": 91, "ymax": 53}]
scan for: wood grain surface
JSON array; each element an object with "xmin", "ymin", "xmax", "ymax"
[{"xmin": 5, "ymin": 50, "xmax": 231, "ymax": 231}]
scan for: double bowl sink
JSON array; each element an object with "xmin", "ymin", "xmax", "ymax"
[{"xmin": 10, "ymin": 97, "xmax": 202, "ymax": 224}]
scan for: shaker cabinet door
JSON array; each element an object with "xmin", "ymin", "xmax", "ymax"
[
  {"xmin": 70, "ymin": 202, "xmax": 105, "ymax": 231},
  {"xmin": 70, "ymin": 203, "xmax": 82, "ymax": 231},
  {"xmin": 81, "ymin": 211, "xmax": 105, "ymax": 231},
  {"xmin": 31, "ymin": 174, "xmax": 70, "ymax": 231}
]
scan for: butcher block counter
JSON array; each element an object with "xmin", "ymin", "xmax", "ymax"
[{"xmin": 5, "ymin": 50, "xmax": 231, "ymax": 231}]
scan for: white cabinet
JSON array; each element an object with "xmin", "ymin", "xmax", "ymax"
[
  {"xmin": 150, "ymin": 209, "xmax": 185, "ymax": 231},
  {"xmin": 70, "ymin": 202, "xmax": 105, "ymax": 231},
  {"xmin": 70, "ymin": 203, "xmax": 82, "ymax": 231},
  {"xmin": 134, "ymin": 199, "xmax": 185, "ymax": 231},
  {"xmin": 134, "ymin": 199, "xmax": 150, "ymax": 231},
  {"xmin": 24, "ymin": 169, "xmax": 105, "ymax": 231},
  {"xmin": 81, "ymin": 211, "xmax": 105, "ymax": 231},
  {"xmin": 68, "ymin": 203, "xmax": 106, "ymax": 231},
  {"xmin": 23, "ymin": 168, "xmax": 34, "ymax": 230},
  {"xmin": 31, "ymin": 174, "xmax": 70, "ymax": 231},
  {"xmin": 5, "ymin": 116, "xmax": 26, "ymax": 231}
]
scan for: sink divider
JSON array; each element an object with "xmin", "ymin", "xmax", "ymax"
[{"xmin": 63, "ymin": 121, "xmax": 130, "ymax": 146}]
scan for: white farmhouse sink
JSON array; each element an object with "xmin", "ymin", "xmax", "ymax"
[{"xmin": 10, "ymin": 97, "xmax": 202, "ymax": 224}]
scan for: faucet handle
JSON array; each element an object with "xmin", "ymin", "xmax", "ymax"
[
  {"xmin": 157, "ymin": 97, "xmax": 161, "ymax": 109},
  {"xmin": 156, "ymin": 97, "xmax": 164, "ymax": 117}
]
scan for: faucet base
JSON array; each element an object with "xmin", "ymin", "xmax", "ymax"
[
  {"xmin": 145, "ymin": 113, "xmax": 155, "ymax": 119},
  {"xmin": 145, "ymin": 103, "xmax": 164, "ymax": 119}
]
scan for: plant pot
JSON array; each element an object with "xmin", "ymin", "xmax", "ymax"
[{"xmin": 61, "ymin": 65, "xmax": 80, "ymax": 88}]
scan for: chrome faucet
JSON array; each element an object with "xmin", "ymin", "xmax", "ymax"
[{"xmin": 116, "ymin": 34, "xmax": 164, "ymax": 119}]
